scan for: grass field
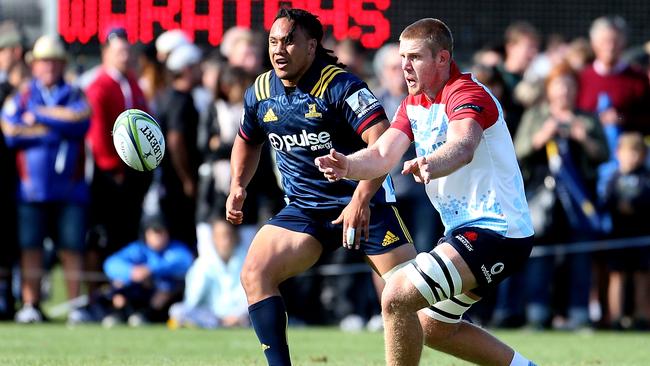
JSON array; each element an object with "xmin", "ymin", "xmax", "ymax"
[{"xmin": 0, "ymin": 323, "xmax": 648, "ymax": 366}]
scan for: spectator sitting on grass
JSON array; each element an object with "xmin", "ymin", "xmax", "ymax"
[
  {"xmin": 102, "ymin": 216, "xmax": 193, "ymax": 327},
  {"xmin": 168, "ymin": 216, "xmax": 249, "ymax": 329}
]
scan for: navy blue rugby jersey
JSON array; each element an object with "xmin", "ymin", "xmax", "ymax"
[{"xmin": 239, "ymin": 59, "xmax": 396, "ymax": 209}]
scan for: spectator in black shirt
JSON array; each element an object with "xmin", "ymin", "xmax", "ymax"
[
  {"xmin": 603, "ymin": 132, "xmax": 650, "ymax": 329},
  {"xmin": 157, "ymin": 44, "xmax": 203, "ymax": 248}
]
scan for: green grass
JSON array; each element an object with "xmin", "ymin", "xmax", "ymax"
[{"xmin": 0, "ymin": 324, "xmax": 647, "ymax": 365}]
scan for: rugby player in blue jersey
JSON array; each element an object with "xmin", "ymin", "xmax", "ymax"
[{"xmin": 226, "ymin": 8, "xmax": 417, "ymax": 366}]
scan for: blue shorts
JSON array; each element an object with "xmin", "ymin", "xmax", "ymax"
[
  {"xmin": 442, "ymin": 227, "xmax": 533, "ymax": 296},
  {"xmin": 267, "ymin": 203, "xmax": 412, "ymax": 255},
  {"xmin": 17, "ymin": 202, "xmax": 87, "ymax": 252}
]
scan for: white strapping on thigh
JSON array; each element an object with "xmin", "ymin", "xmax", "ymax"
[
  {"xmin": 432, "ymin": 247, "xmax": 463, "ymax": 297},
  {"xmin": 381, "ymin": 259, "xmax": 415, "ymax": 281},
  {"xmin": 403, "ymin": 249, "xmax": 464, "ymax": 306},
  {"xmin": 404, "ymin": 262, "xmax": 436, "ymax": 305}
]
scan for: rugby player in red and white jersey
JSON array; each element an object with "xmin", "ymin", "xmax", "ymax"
[{"xmin": 316, "ymin": 18, "xmax": 537, "ymax": 366}]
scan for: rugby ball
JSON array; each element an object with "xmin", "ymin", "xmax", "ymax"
[{"xmin": 112, "ymin": 109, "xmax": 165, "ymax": 171}]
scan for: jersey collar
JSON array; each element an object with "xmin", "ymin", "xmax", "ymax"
[
  {"xmin": 449, "ymin": 61, "xmax": 462, "ymax": 81},
  {"xmin": 296, "ymin": 59, "xmax": 330, "ymax": 94},
  {"xmin": 423, "ymin": 61, "xmax": 462, "ymax": 104},
  {"xmin": 268, "ymin": 59, "xmax": 341, "ymax": 96}
]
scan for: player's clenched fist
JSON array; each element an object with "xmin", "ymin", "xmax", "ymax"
[
  {"xmin": 402, "ymin": 156, "xmax": 433, "ymax": 184},
  {"xmin": 314, "ymin": 149, "xmax": 349, "ymax": 182}
]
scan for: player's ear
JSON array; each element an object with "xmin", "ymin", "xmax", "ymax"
[
  {"xmin": 437, "ymin": 49, "xmax": 450, "ymax": 66},
  {"xmin": 308, "ymin": 39, "xmax": 317, "ymax": 56}
]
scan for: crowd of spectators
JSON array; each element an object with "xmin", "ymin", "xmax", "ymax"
[{"xmin": 0, "ymin": 14, "xmax": 649, "ymax": 331}]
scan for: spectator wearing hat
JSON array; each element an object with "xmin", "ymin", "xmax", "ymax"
[
  {"xmin": 102, "ymin": 216, "xmax": 193, "ymax": 326},
  {"xmin": 0, "ymin": 20, "xmax": 26, "ymax": 320},
  {"xmin": 0, "ymin": 21, "xmax": 25, "ymax": 102},
  {"xmin": 1, "ymin": 34, "xmax": 90, "ymax": 323},
  {"xmin": 154, "ymin": 29, "xmax": 190, "ymax": 64},
  {"xmin": 84, "ymin": 29, "xmax": 152, "ymax": 289},
  {"xmin": 156, "ymin": 43, "xmax": 203, "ymax": 248}
]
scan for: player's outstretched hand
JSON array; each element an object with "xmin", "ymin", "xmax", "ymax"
[
  {"xmin": 315, "ymin": 149, "xmax": 349, "ymax": 182},
  {"xmin": 226, "ymin": 187, "xmax": 247, "ymax": 225},
  {"xmin": 402, "ymin": 156, "xmax": 432, "ymax": 184}
]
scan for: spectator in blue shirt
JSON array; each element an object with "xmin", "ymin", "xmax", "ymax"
[
  {"xmin": 102, "ymin": 216, "xmax": 193, "ymax": 327},
  {"xmin": 168, "ymin": 217, "xmax": 249, "ymax": 329},
  {"xmin": 1, "ymin": 35, "xmax": 90, "ymax": 323}
]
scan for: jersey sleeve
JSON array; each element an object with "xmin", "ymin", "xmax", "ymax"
[
  {"xmin": 335, "ymin": 76, "xmax": 387, "ymax": 135},
  {"xmin": 237, "ymin": 87, "xmax": 266, "ymax": 145},
  {"xmin": 389, "ymin": 99, "xmax": 414, "ymax": 141},
  {"xmin": 445, "ymin": 81, "xmax": 499, "ymax": 129}
]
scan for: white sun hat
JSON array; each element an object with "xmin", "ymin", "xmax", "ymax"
[
  {"xmin": 155, "ymin": 29, "xmax": 191, "ymax": 56},
  {"xmin": 30, "ymin": 35, "xmax": 67, "ymax": 61},
  {"xmin": 166, "ymin": 43, "xmax": 202, "ymax": 72}
]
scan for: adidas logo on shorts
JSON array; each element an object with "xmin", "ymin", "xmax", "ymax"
[{"xmin": 382, "ymin": 230, "xmax": 400, "ymax": 246}]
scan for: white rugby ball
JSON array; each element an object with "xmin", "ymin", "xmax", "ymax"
[{"xmin": 112, "ymin": 109, "xmax": 165, "ymax": 171}]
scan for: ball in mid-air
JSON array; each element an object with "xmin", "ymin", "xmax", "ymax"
[{"xmin": 112, "ymin": 109, "xmax": 165, "ymax": 171}]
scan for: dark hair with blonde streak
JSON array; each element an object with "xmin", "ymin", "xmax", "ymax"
[{"xmin": 399, "ymin": 18, "xmax": 453, "ymax": 59}]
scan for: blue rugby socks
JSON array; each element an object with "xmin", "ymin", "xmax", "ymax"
[
  {"xmin": 248, "ymin": 296, "xmax": 291, "ymax": 366},
  {"xmin": 510, "ymin": 351, "xmax": 536, "ymax": 366}
]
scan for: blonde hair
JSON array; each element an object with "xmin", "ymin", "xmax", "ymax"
[
  {"xmin": 617, "ymin": 131, "xmax": 645, "ymax": 152},
  {"xmin": 400, "ymin": 18, "xmax": 453, "ymax": 58},
  {"xmin": 505, "ymin": 21, "xmax": 540, "ymax": 46}
]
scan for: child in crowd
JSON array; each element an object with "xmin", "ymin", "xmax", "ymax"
[
  {"xmin": 102, "ymin": 216, "xmax": 193, "ymax": 327},
  {"xmin": 168, "ymin": 216, "xmax": 249, "ymax": 329},
  {"xmin": 603, "ymin": 132, "xmax": 650, "ymax": 330}
]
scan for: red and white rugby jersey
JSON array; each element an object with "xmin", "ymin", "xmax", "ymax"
[{"xmin": 391, "ymin": 62, "xmax": 533, "ymax": 238}]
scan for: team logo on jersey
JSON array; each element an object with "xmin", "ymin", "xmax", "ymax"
[
  {"xmin": 304, "ymin": 103, "xmax": 322, "ymax": 119},
  {"xmin": 382, "ymin": 230, "xmax": 400, "ymax": 246},
  {"xmin": 268, "ymin": 130, "xmax": 332, "ymax": 152},
  {"xmin": 345, "ymin": 88, "xmax": 379, "ymax": 119},
  {"xmin": 261, "ymin": 343, "xmax": 271, "ymax": 351},
  {"xmin": 263, "ymin": 108, "xmax": 278, "ymax": 122}
]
